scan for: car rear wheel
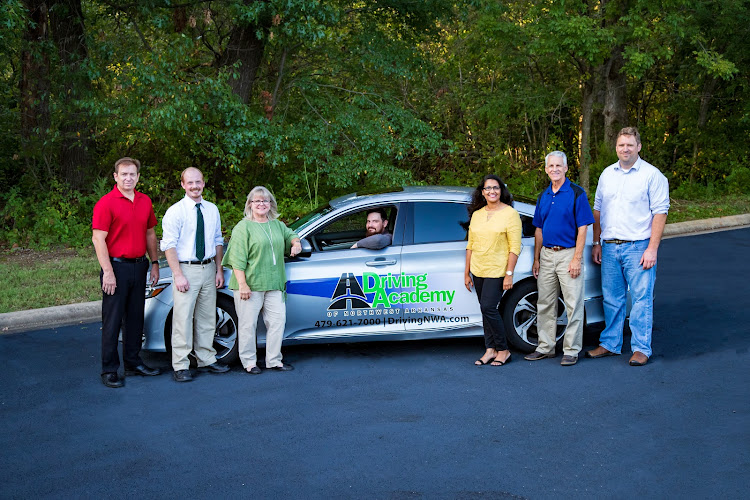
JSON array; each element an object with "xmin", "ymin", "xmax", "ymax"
[
  {"xmin": 501, "ymin": 280, "xmax": 567, "ymax": 353},
  {"xmin": 164, "ymin": 293, "xmax": 239, "ymax": 366}
]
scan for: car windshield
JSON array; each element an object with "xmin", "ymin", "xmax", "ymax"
[{"xmin": 288, "ymin": 203, "xmax": 335, "ymax": 233}]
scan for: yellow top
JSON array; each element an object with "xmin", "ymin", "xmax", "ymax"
[{"xmin": 467, "ymin": 206, "xmax": 523, "ymax": 278}]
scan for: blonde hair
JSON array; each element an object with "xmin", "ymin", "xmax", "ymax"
[
  {"xmin": 617, "ymin": 127, "xmax": 641, "ymax": 145},
  {"xmin": 243, "ymin": 186, "xmax": 279, "ymax": 221}
]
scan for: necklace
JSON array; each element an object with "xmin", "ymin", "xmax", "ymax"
[
  {"xmin": 485, "ymin": 203, "xmax": 505, "ymax": 221},
  {"xmin": 258, "ymin": 220, "xmax": 276, "ymax": 265}
]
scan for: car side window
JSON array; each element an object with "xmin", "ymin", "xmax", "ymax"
[
  {"xmin": 311, "ymin": 206, "xmax": 397, "ymax": 252},
  {"xmin": 412, "ymin": 202, "xmax": 469, "ymax": 244},
  {"xmin": 521, "ymin": 215, "xmax": 535, "ymax": 238}
]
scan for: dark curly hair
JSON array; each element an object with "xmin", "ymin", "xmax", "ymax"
[{"xmin": 467, "ymin": 174, "xmax": 513, "ymax": 218}]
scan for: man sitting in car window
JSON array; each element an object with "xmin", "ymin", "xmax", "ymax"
[{"xmin": 351, "ymin": 208, "xmax": 392, "ymax": 250}]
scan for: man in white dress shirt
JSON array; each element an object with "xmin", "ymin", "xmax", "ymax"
[
  {"xmin": 161, "ymin": 167, "xmax": 230, "ymax": 381},
  {"xmin": 587, "ymin": 127, "xmax": 670, "ymax": 366}
]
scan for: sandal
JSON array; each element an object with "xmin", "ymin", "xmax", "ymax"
[{"xmin": 491, "ymin": 353, "xmax": 511, "ymax": 366}]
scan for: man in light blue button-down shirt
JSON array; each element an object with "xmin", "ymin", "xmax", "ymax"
[
  {"xmin": 161, "ymin": 167, "xmax": 229, "ymax": 381},
  {"xmin": 587, "ymin": 127, "xmax": 670, "ymax": 366}
]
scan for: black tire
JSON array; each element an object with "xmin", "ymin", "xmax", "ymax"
[
  {"xmin": 501, "ymin": 279, "xmax": 567, "ymax": 353},
  {"xmin": 163, "ymin": 292, "xmax": 239, "ymax": 366},
  {"xmin": 213, "ymin": 293, "xmax": 239, "ymax": 365}
]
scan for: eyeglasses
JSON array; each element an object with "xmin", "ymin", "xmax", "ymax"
[
  {"xmin": 482, "ymin": 186, "xmax": 501, "ymax": 192},
  {"xmin": 251, "ymin": 200, "xmax": 270, "ymax": 205}
]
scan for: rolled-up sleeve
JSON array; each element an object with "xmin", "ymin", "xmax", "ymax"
[
  {"xmin": 159, "ymin": 205, "xmax": 180, "ymax": 252},
  {"xmin": 593, "ymin": 178, "xmax": 604, "ymax": 212},
  {"xmin": 213, "ymin": 210, "xmax": 224, "ymax": 248},
  {"xmin": 507, "ymin": 212, "xmax": 523, "ymax": 255},
  {"xmin": 649, "ymin": 173, "xmax": 670, "ymax": 215}
]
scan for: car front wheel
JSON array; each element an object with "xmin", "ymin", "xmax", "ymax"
[
  {"xmin": 213, "ymin": 294, "xmax": 239, "ymax": 365},
  {"xmin": 501, "ymin": 280, "xmax": 567, "ymax": 353}
]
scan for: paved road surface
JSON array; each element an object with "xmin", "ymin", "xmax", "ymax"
[{"xmin": 1, "ymin": 229, "xmax": 748, "ymax": 498}]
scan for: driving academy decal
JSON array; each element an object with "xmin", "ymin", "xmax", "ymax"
[
  {"xmin": 287, "ymin": 272, "xmax": 469, "ymax": 329},
  {"xmin": 327, "ymin": 271, "xmax": 456, "ymax": 316}
]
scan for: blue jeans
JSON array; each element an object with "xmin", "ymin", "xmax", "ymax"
[{"xmin": 599, "ymin": 239, "xmax": 657, "ymax": 357}]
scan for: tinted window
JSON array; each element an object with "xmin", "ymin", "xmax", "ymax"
[
  {"xmin": 412, "ymin": 202, "xmax": 468, "ymax": 244},
  {"xmin": 311, "ymin": 206, "xmax": 397, "ymax": 251},
  {"xmin": 521, "ymin": 215, "xmax": 535, "ymax": 238}
]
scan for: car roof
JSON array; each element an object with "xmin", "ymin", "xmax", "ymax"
[{"xmin": 328, "ymin": 186, "xmax": 535, "ymax": 215}]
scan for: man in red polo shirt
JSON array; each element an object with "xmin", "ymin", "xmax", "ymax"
[{"xmin": 92, "ymin": 157, "xmax": 162, "ymax": 388}]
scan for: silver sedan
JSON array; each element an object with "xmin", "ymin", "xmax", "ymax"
[{"xmin": 142, "ymin": 186, "xmax": 606, "ymax": 364}]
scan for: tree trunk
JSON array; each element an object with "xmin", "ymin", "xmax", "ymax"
[
  {"xmin": 579, "ymin": 79, "xmax": 596, "ymax": 192},
  {"xmin": 603, "ymin": 47, "xmax": 628, "ymax": 147},
  {"xmin": 20, "ymin": 0, "xmax": 51, "ymax": 165},
  {"xmin": 49, "ymin": 0, "xmax": 90, "ymax": 189},
  {"xmin": 691, "ymin": 77, "xmax": 718, "ymax": 181},
  {"xmin": 219, "ymin": 17, "xmax": 268, "ymax": 104}
]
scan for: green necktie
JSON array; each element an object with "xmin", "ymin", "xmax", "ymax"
[{"xmin": 196, "ymin": 203, "xmax": 205, "ymax": 260}]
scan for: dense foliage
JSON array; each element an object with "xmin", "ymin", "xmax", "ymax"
[{"xmin": 1, "ymin": 0, "xmax": 749, "ymax": 248}]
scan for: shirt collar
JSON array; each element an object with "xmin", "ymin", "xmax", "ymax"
[
  {"xmin": 546, "ymin": 177, "xmax": 570, "ymax": 194},
  {"xmin": 182, "ymin": 194, "xmax": 204, "ymax": 206},
  {"xmin": 112, "ymin": 185, "xmax": 137, "ymax": 198},
  {"xmin": 615, "ymin": 156, "xmax": 642, "ymax": 172}
]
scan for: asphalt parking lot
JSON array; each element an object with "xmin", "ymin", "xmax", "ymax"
[{"xmin": 1, "ymin": 228, "xmax": 749, "ymax": 499}]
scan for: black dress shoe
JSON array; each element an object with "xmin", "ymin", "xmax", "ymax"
[
  {"xmin": 173, "ymin": 369, "xmax": 193, "ymax": 382},
  {"xmin": 246, "ymin": 366, "xmax": 262, "ymax": 375},
  {"xmin": 269, "ymin": 363, "xmax": 294, "ymax": 372},
  {"xmin": 198, "ymin": 362, "xmax": 230, "ymax": 374},
  {"xmin": 101, "ymin": 372, "xmax": 124, "ymax": 388},
  {"xmin": 124, "ymin": 364, "xmax": 161, "ymax": 376}
]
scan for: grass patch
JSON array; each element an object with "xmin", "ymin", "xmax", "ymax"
[
  {"xmin": 668, "ymin": 195, "xmax": 750, "ymax": 223},
  {"xmin": 0, "ymin": 249, "xmax": 102, "ymax": 313}
]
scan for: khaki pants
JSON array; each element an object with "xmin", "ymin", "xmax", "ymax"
[
  {"xmin": 171, "ymin": 262, "xmax": 218, "ymax": 370},
  {"xmin": 234, "ymin": 290, "xmax": 285, "ymax": 369},
  {"xmin": 536, "ymin": 247, "xmax": 585, "ymax": 356}
]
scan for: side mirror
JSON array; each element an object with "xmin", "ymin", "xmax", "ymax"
[{"xmin": 298, "ymin": 238, "xmax": 313, "ymax": 257}]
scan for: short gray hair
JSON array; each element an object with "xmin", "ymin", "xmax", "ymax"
[
  {"xmin": 243, "ymin": 186, "xmax": 279, "ymax": 221},
  {"xmin": 545, "ymin": 151, "xmax": 568, "ymax": 168}
]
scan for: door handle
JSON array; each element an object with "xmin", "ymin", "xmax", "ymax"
[{"xmin": 366, "ymin": 259, "xmax": 397, "ymax": 267}]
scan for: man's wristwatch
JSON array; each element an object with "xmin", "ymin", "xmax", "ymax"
[
  {"xmin": 593, "ymin": 241, "xmax": 601, "ymax": 246},
  {"xmin": 151, "ymin": 260, "xmax": 159, "ymax": 266},
  {"xmin": 505, "ymin": 270, "xmax": 513, "ymax": 276}
]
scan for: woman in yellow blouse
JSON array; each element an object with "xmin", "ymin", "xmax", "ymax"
[{"xmin": 464, "ymin": 174, "xmax": 523, "ymax": 366}]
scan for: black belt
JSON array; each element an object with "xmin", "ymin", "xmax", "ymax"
[
  {"xmin": 544, "ymin": 246, "xmax": 573, "ymax": 251},
  {"xmin": 179, "ymin": 257, "xmax": 215, "ymax": 265},
  {"xmin": 111, "ymin": 256, "xmax": 148, "ymax": 263},
  {"xmin": 604, "ymin": 239, "xmax": 633, "ymax": 245}
]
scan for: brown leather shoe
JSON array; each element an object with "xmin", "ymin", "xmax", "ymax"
[
  {"xmin": 629, "ymin": 352, "xmax": 649, "ymax": 366},
  {"xmin": 585, "ymin": 346, "xmax": 619, "ymax": 359},
  {"xmin": 560, "ymin": 355, "xmax": 578, "ymax": 366},
  {"xmin": 524, "ymin": 351, "xmax": 556, "ymax": 361}
]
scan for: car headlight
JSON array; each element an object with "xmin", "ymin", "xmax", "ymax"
[{"xmin": 145, "ymin": 283, "xmax": 170, "ymax": 299}]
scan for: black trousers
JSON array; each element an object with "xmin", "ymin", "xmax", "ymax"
[
  {"xmin": 101, "ymin": 260, "xmax": 149, "ymax": 374},
  {"xmin": 473, "ymin": 276, "xmax": 508, "ymax": 351}
]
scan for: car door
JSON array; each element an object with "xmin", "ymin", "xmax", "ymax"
[
  {"xmin": 280, "ymin": 204, "xmax": 405, "ymax": 344},
  {"xmin": 398, "ymin": 201, "xmax": 483, "ymax": 337}
]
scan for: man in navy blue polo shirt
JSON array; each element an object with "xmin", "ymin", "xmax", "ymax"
[{"xmin": 526, "ymin": 151, "xmax": 595, "ymax": 366}]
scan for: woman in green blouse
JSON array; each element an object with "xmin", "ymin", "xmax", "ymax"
[{"xmin": 222, "ymin": 186, "xmax": 301, "ymax": 374}]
